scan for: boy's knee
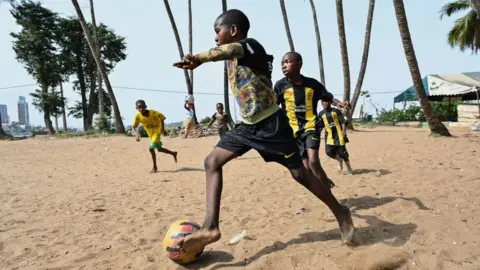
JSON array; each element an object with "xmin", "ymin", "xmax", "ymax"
[
  {"xmin": 204, "ymin": 154, "xmax": 221, "ymax": 171},
  {"xmin": 308, "ymin": 158, "xmax": 319, "ymax": 170}
]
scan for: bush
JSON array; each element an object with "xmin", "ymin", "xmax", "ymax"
[{"xmin": 200, "ymin": 116, "xmax": 212, "ymax": 125}]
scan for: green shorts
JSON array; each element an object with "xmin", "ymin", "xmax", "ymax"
[{"xmin": 149, "ymin": 140, "xmax": 163, "ymax": 151}]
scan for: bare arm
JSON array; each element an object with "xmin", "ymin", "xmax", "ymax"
[
  {"xmin": 207, "ymin": 114, "xmax": 216, "ymax": 128},
  {"xmin": 131, "ymin": 124, "xmax": 140, "ymax": 141}
]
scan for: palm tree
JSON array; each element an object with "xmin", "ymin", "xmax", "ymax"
[
  {"xmin": 60, "ymin": 83, "xmax": 68, "ymax": 132},
  {"xmin": 222, "ymin": 0, "xmax": 232, "ymax": 122},
  {"xmin": 89, "ymin": 0, "xmax": 105, "ymax": 120},
  {"xmin": 163, "ymin": 0, "xmax": 196, "ymax": 121},
  {"xmin": 350, "ymin": 0, "xmax": 376, "ymax": 118},
  {"xmin": 335, "ymin": 0, "xmax": 351, "ymax": 103},
  {"xmin": 279, "ymin": 0, "xmax": 295, "ymax": 51},
  {"xmin": 393, "ymin": 0, "xmax": 451, "ymax": 137},
  {"xmin": 440, "ymin": 0, "xmax": 480, "ymax": 53},
  {"xmin": 71, "ymin": 0, "xmax": 126, "ymax": 133},
  {"xmin": 308, "ymin": 0, "xmax": 325, "ymax": 85}
]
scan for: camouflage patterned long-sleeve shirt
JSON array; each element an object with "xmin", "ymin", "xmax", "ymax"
[{"xmin": 196, "ymin": 38, "xmax": 278, "ymax": 124}]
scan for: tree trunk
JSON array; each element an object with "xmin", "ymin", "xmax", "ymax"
[
  {"xmin": 308, "ymin": 0, "xmax": 326, "ymax": 85},
  {"xmin": 469, "ymin": 0, "xmax": 480, "ymax": 48},
  {"xmin": 87, "ymin": 69, "xmax": 97, "ymax": 127},
  {"xmin": 42, "ymin": 83, "xmax": 54, "ymax": 134},
  {"xmin": 188, "ymin": 0, "xmax": 198, "ymax": 125},
  {"xmin": 76, "ymin": 52, "xmax": 89, "ymax": 130},
  {"xmin": 71, "ymin": 0, "xmax": 125, "ymax": 134},
  {"xmin": 222, "ymin": 0, "xmax": 232, "ymax": 122},
  {"xmin": 60, "ymin": 83, "xmax": 67, "ymax": 132},
  {"xmin": 392, "ymin": 0, "xmax": 451, "ymax": 137},
  {"xmin": 89, "ymin": 0, "xmax": 104, "ymax": 118},
  {"xmin": 350, "ymin": 0, "xmax": 376, "ymax": 125},
  {"xmin": 279, "ymin": 0, "xmax": 295, "ymax": 52},
  {"xmin": 335, "ymin": 0, "xmax": 351, "ymax": 102},
  {"xmin": 163, "ymin": 0, "xmax": 193, "ymax": 94}
]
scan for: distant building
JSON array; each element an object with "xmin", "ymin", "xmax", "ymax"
[
  {"xmin": 0, "ymin": 104, "xmax": 8, "ymax": 124},
  {"xmin": 17, "ymin": 96, "xmax": 30, "ymax": 126}
]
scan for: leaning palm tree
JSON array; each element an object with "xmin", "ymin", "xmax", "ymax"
[
  {"xmin": 350, "ymin": 0, "xmax": 376, "ymax": 117},
  {"xmin": 187, "ymin": 0, "xmax": 199, "ymax": 125},
  {"xmin": 279, "ymin": 0, "xmax": 295, "ymax": 51},
  {"xmin": 440, "ymin": 0, "xmax": 480, "ymax": 53},
  {"xmin": 335, "ymin": 0, "xmax": 351, "ymax": 103},
  {"xmin": 163, "ymin": 0, "xmax": 196, "ymax": 122},
  {"xmin": 89, "ymin": 0, "xmax": 105, "ymax": 120},
  {"xmin": 221, "ymin": 0, "xmax": 232, "ymax": 122},
  {"xmin": 71, "ymin": 0, "xmax": 126, "ymax": 133},
  {"xmin": 393, "ymin": 0, "xmax": 451, "ymax": 137},
  {"xmin": 308, "ymin": 0, "xmax": 325, "ymax": 85}
]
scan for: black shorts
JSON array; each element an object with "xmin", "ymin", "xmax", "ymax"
[
  {"xmin": 218, "ymin": 126, "xmax": 229, "ymax": 139},
  {"xmin": 296, "ymin": 131, "xmax": 321, "ymax": 159},
  {"xmin": 216, "ymin": 109, "xmax": 303, "ymax": 169},
  {"xmin": 325, "ymin": 144, "xmax": 349, "ymax": 160}
]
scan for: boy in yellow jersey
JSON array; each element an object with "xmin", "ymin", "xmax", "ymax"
[
  {"xmin": 131, "ymin": 100, "xmax": 177, "ymax": 173},
  {"xmin": 173, "ymin": 9, "xmax": 354, "ymax": 254},
  {"xmin": 319, "ymin": 99, "xmax": 353, "ymax": 175}
]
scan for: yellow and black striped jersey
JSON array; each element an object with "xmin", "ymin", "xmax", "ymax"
[
  {"xmin": 318, "ymin": 108, "xmax": 346, "ymax": 146},
  {"xmin": 274, "ymin": 76, "xmax": 333, "ymax": 137}
]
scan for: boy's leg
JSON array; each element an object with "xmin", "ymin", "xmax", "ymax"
[
  {"xmin": 338, "ymin": 147, "xmax": 353, "ymax": 175},
  {"xmin": 326, "ymin": 145, "xmax": 343, "ymax": 172},
  {"xmin": 288, "ymin": 166, "xmax": 354, "ymax": 243},
  {"xmin": 307, "ymin": 148, "xmax": 335, "ymax": 188},
  {"xmin": 304, "ymin": 134, "xmax": 335, "ymax": 188},
  {"xmin": 179, "ymin": 129, "xmax": 250, "ymax": 253},
  {"xmin": 158, "ymin": 147, "xmax": 178, "ymax": 163},
  {"xmin": 148, "ymin": 142, "xmax": 158, "ymax": 173}
]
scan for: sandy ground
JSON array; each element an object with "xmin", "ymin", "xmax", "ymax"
[{"xmin": 1, "ymin": 126, "xmax": 480, "ymax": 270}]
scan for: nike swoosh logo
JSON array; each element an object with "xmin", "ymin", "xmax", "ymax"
[
  {"xmin": 312, "ymin": 137, "xmax": 320, "ymax": 140},
  {"xmin": 284, "ymin": 152, "xmax": 295, "ymax": 158}
]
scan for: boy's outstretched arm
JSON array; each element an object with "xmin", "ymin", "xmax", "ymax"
[
  {"xmin": 173, "ymin": 43, "xmax": 244, "ymax": 70},
  {"xmin": 207, "ymin": 114, "xmax": 216, "ymax": 128}
]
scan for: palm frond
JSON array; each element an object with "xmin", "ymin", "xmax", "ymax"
[
  {"xmin": 447, "ymin": 10, "xmax": 478, "ymax": 53},
  {"xmin": 439, "ymin": 0, "xmax": 470, "ymax": 19}
]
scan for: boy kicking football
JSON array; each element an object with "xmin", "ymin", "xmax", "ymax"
[{"xmin": 173, "ymin": 9, "xmax": 354, "ymax": 253}]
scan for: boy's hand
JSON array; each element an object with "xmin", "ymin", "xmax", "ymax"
[
  {"xmin": 135, "ymin": 134, "xmax": 140, "ymax": 142},
  {"xmin": 173, "ymin": 54, "xmax": 201, "ymax": 70},
  {"xmin": 162, "ymin": 129, "xmax": 167, "ymax": 136}
]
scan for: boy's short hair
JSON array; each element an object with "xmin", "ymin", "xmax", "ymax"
[
  {"xmin": 216, "ymin": 102, "xmax": 223, "ymax": 106},
  {"xmin": 216, "ymin": 9, "xmax": 250, "ymax": 36},
  {"xmin": 285, "ymin": 52, "xmax": 303, "ymax": 63},
  {"xmin": 136, "ymin": 99, "xmax": 146, "ymax": 106},
  {"xmin": 323, "ymin": 96, "xmax": 333, "ymax": 103}
]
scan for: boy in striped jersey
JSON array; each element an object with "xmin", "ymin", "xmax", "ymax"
[{"xmin": 319, "ymin": 98, "xmax": 353, "ymax": 175}]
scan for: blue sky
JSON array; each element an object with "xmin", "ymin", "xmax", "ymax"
[{"xmin": 0, "ymin": 0, "xmax": 478, "ymax": 128}]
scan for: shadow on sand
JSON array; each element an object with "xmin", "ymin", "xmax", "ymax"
[
  {"xmin": 206, "ymin": 196, "xmax": 430, "ymax": 269},
  {"xmin": 353, "ymin": 169, "xmax": 392, "ymax": 176},
  {"xmin": 158, "ymin": 167, "xmax": 204, "ymax": 173},
  {"xmin": 181, "ymin": 251, "xmax": 234, "ymax": 269}
]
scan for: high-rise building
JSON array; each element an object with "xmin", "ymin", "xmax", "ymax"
[
  {"xmin": 0, "ymin": 104, "xmax": 8, "ymax": 124},
  {"xmin": 17, "ymin": 96, "xmax": 29, "ymax": 125}
]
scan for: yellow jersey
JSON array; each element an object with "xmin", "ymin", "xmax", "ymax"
[{"xmin": 132, "ymin": 110, "xmax": 166, "ymax": 142}]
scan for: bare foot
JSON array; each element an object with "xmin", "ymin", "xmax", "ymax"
[
  {"xmin": 178, "ymin": 229, "xmax": 221, "ymax": 253},
  {"xmin": 337, "ymin": 205, "xmax": 355, "ymax": 244},
  {"xmin": 172, "ymin": 152, "xmax": 178, "ymax": 163},
  {"xmin": 149, "ymin": 168, "xmax": 158, "ymax": 174}
]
